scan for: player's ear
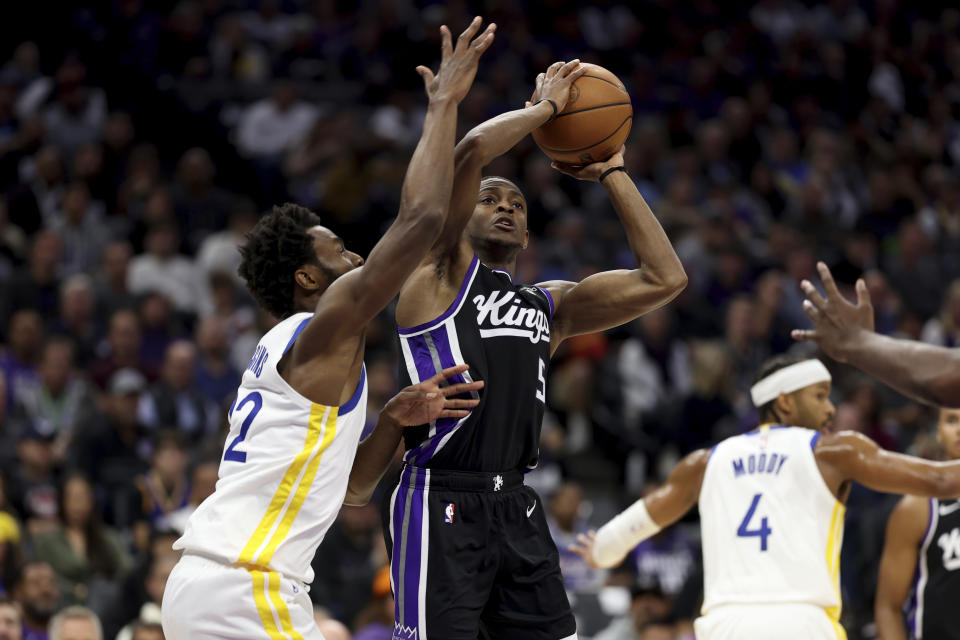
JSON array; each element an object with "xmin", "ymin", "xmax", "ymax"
[
  {"xmin": 774, "ymin": 393, "xmax": 794, "ymax": 423},
  {"xmin": 294, "ymin": 266, "xmax": 321, "ymax": 291},
  {"xmin": 522, "ymin": 229, "xmax": 529, "ymax": 250}
]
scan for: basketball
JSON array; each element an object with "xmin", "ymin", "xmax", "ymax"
[{"xmin": 531, "ymin": 63, "xmax": 633, "ymax": 165}]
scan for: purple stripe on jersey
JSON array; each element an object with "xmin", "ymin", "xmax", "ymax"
[
  {"xmin": 390, "ymin": 465, "xmax": 409, "ymax": 609},
  {"xmin": 536, "ymin": 285, "xmax": 555, "ymax": 319},
  {"xmin": 406, "ymin": 334, "xmax": 440, "ymax": 383},
  {"xmin": 398, "ymin": 254, "xmax": 479, "ymax": 335}
]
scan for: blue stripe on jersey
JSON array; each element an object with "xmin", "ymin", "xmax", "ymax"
[
  {"xmin": 402, "ymin": 326, "xmax": 469, "ymax": 466},
  {"xmin": 340, "ymin": 365, "xmax": 366, "ymax": 415},
  {"xmin": 535, "ymin": 286, "xmax": 555, "ymax": 319},
  {"xmin": 811, "ymin": 432, "xmax": 821, "ymax": 450},
  {"xmin": 283, "ymin": 317, "xmax": 312, "ymax": 355}
]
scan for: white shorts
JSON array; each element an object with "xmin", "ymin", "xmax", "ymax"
[
  {"xmin": 161, "ymin": 553, "xmax": 323, "ymax": 640},
  {"xmin": 694, "ymin": 603, "xmax": 846, "ymax": 640}
]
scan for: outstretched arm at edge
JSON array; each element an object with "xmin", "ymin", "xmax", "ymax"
[
  {"xmin": 571, "ymin": 449, "xmax": 709, "ymax": 569},
  {"xmin": 793, "ymin": 261, "xmax": 960, "ymax": 407},
  {"xmin": 875, "ymin": 495, "xmax": 928, "ymax": 640}
]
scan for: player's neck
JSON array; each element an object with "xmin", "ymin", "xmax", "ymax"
[{"xmin": 474, "ymin": 244, "xmax": 518, "ymax": 276}]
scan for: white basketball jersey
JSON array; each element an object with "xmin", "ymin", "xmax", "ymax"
[
  {"xmin": 699, "ymin": 426, "xmax": 845, "ymax": 630},
  {"xmin": 174, "ymin": 312, "xmax": 368, "ymax": 584}
]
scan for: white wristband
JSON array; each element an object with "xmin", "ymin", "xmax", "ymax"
[{"xmin": 592, "ymin": 500, "xmax": 661, "ymax": 568}]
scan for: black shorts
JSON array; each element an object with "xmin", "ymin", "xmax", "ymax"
[{"xmin": 384, "ymin": 465, "xmax": 577, "ymax": 640}]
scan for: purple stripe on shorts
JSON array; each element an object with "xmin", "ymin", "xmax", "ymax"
[
  {"xmin": 390, "ymin": 465, "xmax": 410, "ymax": 608},
  {"xmin": 402, "ymin": 469, "xmax": 426, "ymax": 629}
]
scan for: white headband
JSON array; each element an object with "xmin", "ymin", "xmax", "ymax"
[{"xmin": 750, "ymin": 359, "xmax": 831, "ymax": 407}]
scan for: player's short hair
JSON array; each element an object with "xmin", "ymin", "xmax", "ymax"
[
  {"xmin": 480, "ymin": 175, "xmax": 523, "ymax": 194},
  {"xmin": 753, "ymin": 354, "xmax": 809, "ymax": 422},
  {"xmin": 49, "ymin": 606, "xmax": 103, "ymax": 640},
  {"xmin": 238, "ymin": 203, "xmax": 322, "ymax": 319}
]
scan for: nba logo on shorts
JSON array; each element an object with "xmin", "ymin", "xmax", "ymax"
[{"xmin": 444, "ymin": 503, "xmax": 455, "ymax": 524}]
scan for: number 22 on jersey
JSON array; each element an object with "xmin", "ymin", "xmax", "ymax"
[
  {"xmin": 223, "ymin": 391, "xmax": 263, "ymax": 463},
  {"xmin": 737, "ymin": 493, "xmax": 772, "ymax": 551}
]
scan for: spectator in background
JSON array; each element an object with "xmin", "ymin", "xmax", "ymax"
[
  {"xmin": 192, "ymin": 316, "xmax": 239, "ymax": 410},
  {"xmin": 128, "ymin": 622, "xmax": 163, "ymax": 640},
  {"xmin": 169, "ymin": 149, "xmax": 238, "ymax": 252},
  {"xmin": 135, "ymin": 293, "xmax": 183, "ymax": 374},
  {"xmin": 547, "ymin": 482, "xmax": 606, "ymax": 594},
  {"xmin": 41, "ymin": 60, "xmax": 107, "ymax": 159},
  {"xmin": 9, "ymin": 338, "xmax": 91, "ymax": 462},
  {"xmin": 0, "ymin": 310, "xmax": 44, "ymax": 408},
  {"xmin": 112, "ymin": 554, "xmax": 175, "ymax": 640},
  {"xmin": 0, "ymin": 474, "xmax": 23, "ymax": 598},
  {"xmin": 51, "ymin": 276, "xmax": 100, "ymax": 367},
  {"xmin": 131, "ymin": 432, "xmax": 189, "ymax": 549},
  {"xmin": 12, "ymin": 561, "xmax": 61, "ymax": 640},
  {"xmin": 89, "ymin": 310, "xmax": 152, "ymax": 391},
  {"xmin": 9, "ymin": 147, "xmax": 63, "ymax": 233},
  {"xmin": 195, "ymin": 205, "xmax": 257, "ymax": 288},
  {"xmin": 138, "ymin": 341, "xmax": 215, "ymax": 444},
  {"xmin": 100, "ymin": 530, "xmax": 178, "ymax": 638},
  {"xmin": 0, "ymin": 596, "xmax": 21, "ymax": 640},
  {"xmin": 921, "ymin": 279, "xmax": 960, "ymax": 347},
  {"xmin": 161, "ymin": 459, "xmax": 218, "ymax": 536},
  {"xmin": 127, "ymin": 223, "xmax": 201, "ymax": 316},
  {"xmin": 50, "ymin": 183, "xmax": 107, "ymax": 275},
  {"xmin": 6, "ymin": 424, "xmax": 59, "ymax": 536},
  {"xmin": 47, "ymin": 606, "xmax": 101, "ymax": 640},
  {"xmin": 32, "ymin": 474, "xmax": 130, "ymax": 606},
  {"xmin": 71, "ymin": 369, "xmax": 149, "ymax": 528},
  {"xmin": 2, "ymin": 232, "xmax": 60, "ymax": 334},
  {"xmin": 91, "ymin": 242, "xmax": 135, "ymax": 327},
  {"xmin": 593, "ymin": 581, "xmax": 676, "ymax": 640}
]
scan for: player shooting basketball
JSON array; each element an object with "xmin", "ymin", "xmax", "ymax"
[
  {"xmin": 383, "ymin": 62, "xmax": 687, "ymax": 639},
  {"xmin": 160, "ymin": 18, "xmax": 495, "ymax": 640},
  {"xmin": 570, "ymin": 355, "xmax": 960, "ymax": 640}
]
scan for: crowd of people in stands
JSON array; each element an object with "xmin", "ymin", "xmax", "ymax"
[{"xmin": 2, "ymin": 1, "xmax": 960, "ymax": 639}]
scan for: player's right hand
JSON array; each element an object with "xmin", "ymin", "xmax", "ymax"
[
  {"xmin": 530, "ymin": 60, "xmax": 588, "ymax": 113},
  {"xmin": 417, "ymin": 17, "xmax": 496, "ymax": 104}
]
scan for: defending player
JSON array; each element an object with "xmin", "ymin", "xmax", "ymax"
[
  {"xmin": 793, "ymin": 262, "xmax": 960, "ymax": 407},
  {"xmin": 160, "ymin": 18, "xmax": 495, "ymax": 640},
  {"xmin": 571, "ymin": 355, "xmax": 960, "ymax": 640},
  {"xmin": 875, "ymin": 407, "xmax": 960, "ymax": 640},
  {"xmin": 386, "ymin": 63, "xmax": 687, "ymax": 639}
]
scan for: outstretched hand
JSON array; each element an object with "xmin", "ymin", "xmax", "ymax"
[
  {"xmin": 381, "ymin": 364, "xmax": 483, "ymax": 427},
  {"xmin": 417, "ymin": 17, "xmax": 496, "ymax": 104},
  {"xmin": 791, "ymin": 261, "xmax": 875, "ymax": 361},
  {"xmin": 568, "ymin": 530, "xmax": 602, "ymax": 569},
  {"xmin": 551, "ymin": 145, "xmax": 626, "ymax": 182}
]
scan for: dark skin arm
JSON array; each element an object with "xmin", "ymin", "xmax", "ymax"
[
  {"xmin": 541, "ymin": 153, "xmax": 687, "ymax": 354},
  {"xmin": 816, "ymin": 430, "xmax": 960, "ymax": 499},
  {"xmin": 344, "ymin": 364, "xmax": 483, "ymax": 505},
  {"xmin": 569, "ymin": 449, "xmax": 710, "ymax": 568},
  {"xmin": 282, "ymin": 18, "xmax": 496, "ymax": 405},
  {"xmin": 793, "ymin": 261, "xmax": 960, "ymax": 407},
  {"xmin": 875, "ymin": 495, "xmax": 928, "ymax": 640},
  {"xmin": 396, "ymin": 60, "xmax": 585, "ymax": 326}
]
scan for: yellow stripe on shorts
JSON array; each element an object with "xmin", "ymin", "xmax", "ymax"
[
  {"xmin": 250, "ymin": 569, "xmax": 286, "ymax": 640},
  {"xmin": 267, "ymin": 570, "xmax": 304, "ymax": 640},
  {"xmin": 258, "ymin": 407, "xmax": 339, "ymax": 566},
  {"xmin": 239, "ymin": 404, "xmax": 331, "ymax": 564},
  {"xmin": 824, "ymin": 501, "xmax": 847, "ymax": 640}
]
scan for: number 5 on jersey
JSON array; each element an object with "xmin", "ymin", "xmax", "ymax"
[{"xmin": 737, "ymin": 493, "xmax": 772, "ymax": 551}]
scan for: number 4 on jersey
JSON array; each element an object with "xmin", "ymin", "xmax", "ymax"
[{"xmin": 737, "ymin": 493, "xmax": 772, "ymax": 551}]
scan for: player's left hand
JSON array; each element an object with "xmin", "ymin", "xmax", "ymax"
[
  {"xmin": 569, "ymin": 530, "xmax": 602, "ymax": 569},
  {"xmin": 382, "ymin": 364, "xmax": 483, "ymax": 427},
  {"xmin": 551, "ymin": 145, "xmax": 626, "ymax": 182},
  {"xmin": 791, "ymin": 262, "xmax": 875, "ymax": 362}
]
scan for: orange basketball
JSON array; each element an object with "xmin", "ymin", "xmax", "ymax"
[{"xmin": 531, "ymin": 63, "xmax": 633, "ymax": 165}]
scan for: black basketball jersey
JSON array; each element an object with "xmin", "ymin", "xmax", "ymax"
[
  {"xmin": 397, "ymin": 255, "xmax": 553, "ymax": 472},
  {"xmin": 909, "ymin": 497, "xmax": 960, "ymax": 639}
]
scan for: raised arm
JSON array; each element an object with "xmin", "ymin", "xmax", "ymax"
[
  {"xmin": 344, "ymin": 365, "xmax": 483, "ymax": 506},
  {"xmin": 817, "ymin": 430, "xmax": 960, "ymax": 498},
  {"xmin": 317, "ymin": 19, "xmax": 495, "ymax": 333},
  {"xmin": 541, "ymin": 151, "xmax": 687, "ymax": 351},
  {"xmin": 570, "ymin": 449, "xmax": 709, "ymax": 569},
  {"xmin": 875, "ymin": 495, "xmax": 928, "ymax": 640},
  {"xmin": 793, "ymin": 262, "xmax": 960, "ymax": 407}
]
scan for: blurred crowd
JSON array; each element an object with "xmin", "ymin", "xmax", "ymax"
[{"xmin": 1, "ymin": 1, "xmax": 960, "ymax": 639}]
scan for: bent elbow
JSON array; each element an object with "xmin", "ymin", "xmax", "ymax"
[
  {"xmin": 454, "ymin": 130, "xmax": 487, "ymax": 165},
  {"xmin": 667, "ymin": 270, "xmax": 688, "ymax": 296}
]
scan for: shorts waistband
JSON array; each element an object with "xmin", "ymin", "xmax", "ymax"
[
  {"xmin": 181, "ymin": 550, "xmax": 308, "ymax": 589},
  {"xmin": 400, "ymin": 465, "xmax": 524, "ymax": 492}
]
